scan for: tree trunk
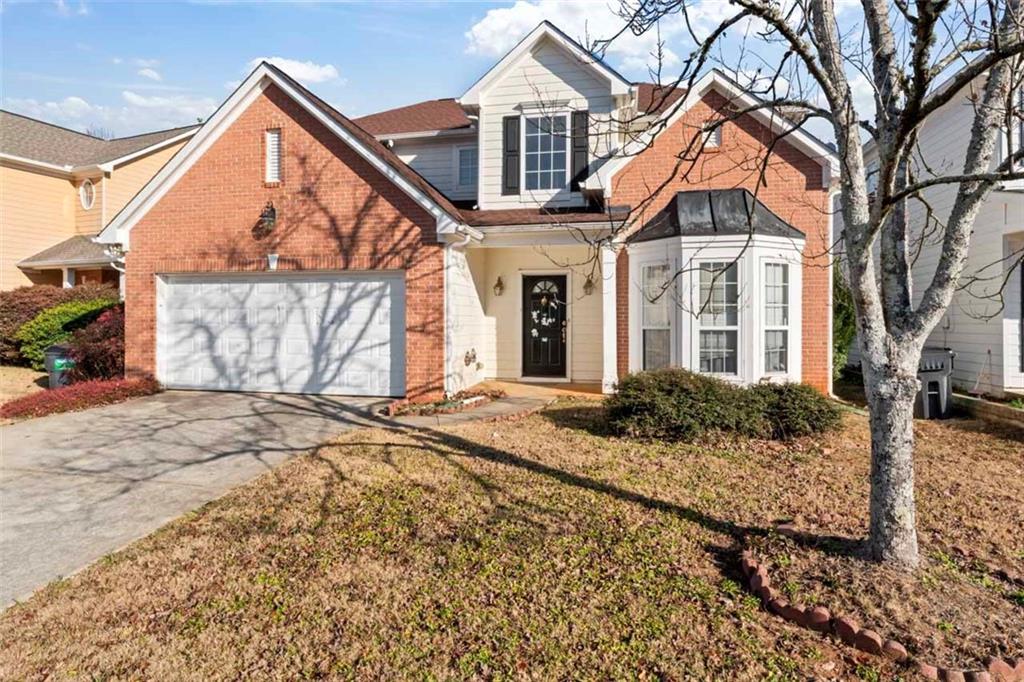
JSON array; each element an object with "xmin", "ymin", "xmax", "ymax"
[{"xmin": 863, "ymin": 365, "xmax": 920, "ymax": 568}]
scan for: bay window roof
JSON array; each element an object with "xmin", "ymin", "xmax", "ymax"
[{"xmin": 629, "ymin": 189, "xmax": 805, "ymax": 243}]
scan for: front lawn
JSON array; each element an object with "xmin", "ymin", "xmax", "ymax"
[{"xmin": 2, "ymin": 402, "xmax": 1020, "ymax": 679}]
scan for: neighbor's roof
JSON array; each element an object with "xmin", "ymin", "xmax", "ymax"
[
  {"xmin": 352, "ymin": 98, "xmax": 473, "ymax": 137},
  {"xmin": 0, "ymin": 110, "xmax": 199, "ymax": 168},
  {"xmin": 629, "ymin": 189, "xmax": 805, "ymax": 243},
  {"xmin": 18, "ymin": 235, "xmax": 113, "ymax": 269},
  {"xmin": 635, "ymin": 83, "xmax": 687, "ymax": 115}
]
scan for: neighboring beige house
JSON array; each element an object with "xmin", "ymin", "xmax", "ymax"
[{"xmin": 0, "ymin": 111, "xmax": 198, "ymax": 290}]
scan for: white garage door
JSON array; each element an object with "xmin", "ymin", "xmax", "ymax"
[{"xmin": 157, "ymin": 273, "xmax": 405, "ymax": 396}]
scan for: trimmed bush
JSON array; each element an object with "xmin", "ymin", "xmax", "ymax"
[
  {"xmin": 748, "ymin": 382, "xmax": 843, "ymax": 440},
  {"xmin": 0, "ymin": 376, "xmax": 160, "ymax": 420},
  {"xmin": 0, "ymin": 284, "xmax": 117, "ymax": 364},
  {"xmin": 607, "ymin": 369, "xmax": 840, "ymax": 442},
  {"xmin": 14, "ymin": 299, "xmax": 118, "ymax": 370},
  {"xmin": 68, "ymin": 305, "xmax": 124, "ymax": 381},
  {"xmin": 607, "ymin": 368, "xmax": 768, "ymax": 441}
]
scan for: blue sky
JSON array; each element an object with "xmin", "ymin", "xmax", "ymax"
[{"xmin": 1, "ymin": 0, "xmax": 856, "ymax": 139}]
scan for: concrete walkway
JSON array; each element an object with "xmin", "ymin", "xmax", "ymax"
[{"xmin": 0, "ymin": 390, "xmax": 552, "ymax": 608}]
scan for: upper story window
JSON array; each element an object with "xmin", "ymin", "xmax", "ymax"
[
  {"xmin": 524, "ymin": 114, "xmax": 567, "ymax": 191},
  {"xmin": 265, "ymin": 129, "xmax": 281, "ymax": 183},
  {"xmin": 698, "ymin": 261, "xmax": 739, "ymax": 375},
  {"xmin": 456, "ymin": 146, "xmax": 478, "ymax": 189},
  {"xmin": 79, "ymin": 179, "xmax": 95, "ymax": 210},
  {"xmin": 865, "ymin": 159, "xmax": 879, "ymax": 195},
  {"xmin": 763, "ymin": 263, "xmax": 789, "ymax": 373}
]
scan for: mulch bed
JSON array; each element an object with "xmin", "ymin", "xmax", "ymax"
[{"xmin": 385, "ymin": 388, "xmax": 507, "ymax": 417}]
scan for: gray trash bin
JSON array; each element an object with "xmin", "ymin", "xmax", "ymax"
[
  {"xmin": 916, "ymin": 347, "xmax": 955, "ymax": 419},
  {"xmin": 43, "ymin": 344, "xmax": 75, "ymax": 389}
]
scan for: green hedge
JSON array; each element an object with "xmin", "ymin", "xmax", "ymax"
[
  {"xmin": 15, "ymin": 298, "xmax": 118, "ymax": 370},
  {"xmin": 607, "ymin": 369, "xmax": 840, "ymax": 442}
]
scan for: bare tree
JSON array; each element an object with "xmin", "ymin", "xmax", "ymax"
[
  {"xmin": 85, "ymin": 124, "xmax": 115, "ymax": 140},
  {"xmin": 588, "ymin": 0, "xmax": 1024, "ymax": 569}
]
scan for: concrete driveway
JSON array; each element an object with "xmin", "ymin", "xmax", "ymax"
[{"xmin": 0, "ymin": 390, "xmax": 385, "ymax": 607}]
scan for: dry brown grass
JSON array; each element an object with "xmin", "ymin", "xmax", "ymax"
[
  {"xmin": 0, "ymin": 364, "xmax": 45, "ymax": 404},
  {"xmin": 1, "ymin": 401, "xmax": 1020, "ymax": 680}
]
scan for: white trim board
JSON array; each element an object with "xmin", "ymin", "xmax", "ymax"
[{"xmin": 97, "ymin": 62, "xmax": 463, "ymax": 249}]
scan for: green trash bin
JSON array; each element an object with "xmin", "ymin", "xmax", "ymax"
[{"xmin": 43, "ymin": 344, "xmax": 75, "ymax": 389}]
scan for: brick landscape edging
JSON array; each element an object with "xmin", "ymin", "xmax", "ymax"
[{"xmin": 740, "ymin": 527, "xmax": 1024, "ymax": 681}]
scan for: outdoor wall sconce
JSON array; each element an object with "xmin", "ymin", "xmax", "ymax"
[
  {"xmin": 259, "ymin": 201, "xmax": 277, "ymax": 231},
  {"xmin": 583, "ymin": 275, "xmax": 595, "ymax": 296},
  {"xmin": 267, "ymin": 253, "xmax": 279, "ymax": 271},
  {"xmin": 493, "ymin": 276, "xmax": 505, "ymax": 297}
]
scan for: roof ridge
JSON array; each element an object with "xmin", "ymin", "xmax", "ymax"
[
  {"xmin": 108, "ymin": 123, "xmax": 200, "ymax": 142},
  {"xmin": 0, "ymin": 109, "xmax": 105, "ymax": 141}
]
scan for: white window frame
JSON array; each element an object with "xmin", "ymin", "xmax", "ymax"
[
  {"xmin": 763, "ymin": 261, "xmax": 790, "ymax": 374},
  {"xmin": 265, "ymin": 128, "xmax": 281, "ymax": 183},
  {"xmin": 696, "ymin": 260, "xmax": 740, "ymax": 377},
  {"xmin": 79, "ymin": 178, "xmax": 95, "ymax": 210},
  {"xmin": 703, "ymin": 124, "xmax": 722, "ymax": 148},
  {"xmin": 520, "ymin": 111, "xmax": 570, "ymax": 195},
  {"xmin": 453, "ymin": 144, "xmax": 478, "ymax": 191},
  {"xmin": 640, "ymin": 261, "xmax": 673, "ymax": 371}
]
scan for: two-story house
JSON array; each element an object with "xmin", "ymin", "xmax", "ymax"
[
  {"xmin": 97, "ymin": 21, "xmax": 837, "ymax": 401},
  {"xmin": 0, "ymin": 111, "xmax": 198, "ymax": 290},
  {"xmin": 842, "ymin": 77, "xmax": 1024, "ymax": 398}
]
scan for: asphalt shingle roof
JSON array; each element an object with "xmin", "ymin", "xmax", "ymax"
[
  {"xmin": 352, "ymin": 99, "xmax": 473, "ymax": 137},
  {"xmin": 18, "ymin": 235, "xmax": 113, "ymax": 268},
  {"xmin": 0, "ymin": 110, "xmax": 198, "ymax": 167}
]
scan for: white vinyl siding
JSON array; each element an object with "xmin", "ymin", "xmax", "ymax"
[
  {"xmin": 265, "ymin": 129, "xmax": 281, "ymax": 183},
  {"xmin": 476, "ymin": 36, "xmax": 617, "ymax": 209},
  {"xmin": 391, "ymin": 137, "xmax": 477, "ymax": 201}
]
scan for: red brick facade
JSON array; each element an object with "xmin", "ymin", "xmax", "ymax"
[
  {"xmin": 611, "ymin": 90, "xmax": 832, "ymax": 393},
  {"xmin": 124, "ymin": 84, "xmax": 445, "ymax": 400}
]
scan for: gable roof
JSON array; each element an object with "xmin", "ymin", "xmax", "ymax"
[
  {"xmin": 585, "ymin": 69, "xmax": 839, "ymax": 195},
  {"xmin": 635, "ymin": 83, "xmax": 687, "ymax": 115},
  {"xmin": 0, "ymin": 110, "xmax": 198, "ymax": 169},
  {"xmin": 629, "ymin": 189, "xmax": 805, "ymax": 243},
  {"xmin": 97, "ymin": 61, "xmax": 465, "ymax": 248},
  {"xmin": 353, "ymin": 98, "xmax": 472, "ymax": 137},
  {"xmin": 460, "ymin": 21, "xmax": 633, "ymax": 106}
]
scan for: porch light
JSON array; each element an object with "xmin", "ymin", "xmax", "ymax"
[
  {"xmin": 259, "ymin": 201, "xmax": 277, "ymax": 232},
  {"xmin": 493, "ymin": 276, "xmax": 505, "ymax": 297},
  {"xmin": 583, "ymin": 275, "xmax": 595, "ymax": 296}
]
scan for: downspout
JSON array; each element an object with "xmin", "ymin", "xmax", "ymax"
[{"xmin": 443, "ymin": 226, "xmax": 475, "ymax": 398}]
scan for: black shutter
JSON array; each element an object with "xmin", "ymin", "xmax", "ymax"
[
  {"xmin": 571, "ymin": 110, "xmax": 589, "ymax": 191},
  {"xmin": 502, "ymin": 116, "xmax": 520, "ymax": 196}
]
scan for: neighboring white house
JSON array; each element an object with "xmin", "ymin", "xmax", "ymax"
[{"xmin": 842, "ymin": 79, "xmax": 1024, "ymax": 397}]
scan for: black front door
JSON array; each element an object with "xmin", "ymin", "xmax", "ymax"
[{"xmin": 522, "ymin": 274, "xmax": 567, "ymax": 377}]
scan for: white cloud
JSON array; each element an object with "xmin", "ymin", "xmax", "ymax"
[
  {"xmin": 5, "ymin": 91, "xmax": 217, "ymax": 137},
  {"xmin": 224, "ymin": 79, "xmax": 242, "ymax": 90},
  {"xmin": 137, "ymin": 68, "xmax": 162, "ymax": 81},
  {"xmin": 134, "ymin": 58, "xmax": 160, "ymax": 68},
  {"xmin": 248, "ymin": 57, "xmax": 341, "ymax": 84},
  {"xmin": 464, "ymin": 0, "xmax": 737, "ymax": 75},
  {"xmin": 54, "ymin": 0, "xmax": 88, "ymax": 16},
  {"xmin": 111, "ymin": 57, "xmax": 123, "ymax": 65}
]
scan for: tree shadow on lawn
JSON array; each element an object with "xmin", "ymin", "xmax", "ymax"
[{"xmin": 314, "ymin": 400, "xmax": 865, "ymax": 568}]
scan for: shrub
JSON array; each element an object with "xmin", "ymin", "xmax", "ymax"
[
  {"xmin": 0, "ymin": 376, "xmax": 160, "ymax": 420},
  {"xmin": 0, "ymin": 284, "xmax": 118, "ymax": 364},
  {"xmin": 68, "ymin": 305, "xmax": 124, "ymax": 381},
  {"xmin": 607, "ymin": 368, "xmax": 768, "ymax": 441},
  {"xmin": 746, "ymin": 382, "xmax": 842, "ymax": 439},
  {"xmin": 14, "ymin": 299, "xmax": 118, "ymax": 370}
]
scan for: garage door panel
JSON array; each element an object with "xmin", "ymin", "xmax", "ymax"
[{"xmin": 158, "ymin": 273, "xmax": 404, "ymax": 397}]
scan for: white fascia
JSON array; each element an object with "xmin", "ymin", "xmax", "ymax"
[
  {"xmin": 585, "ymin": 70, "xmax": 840, "ymax": 196},
  {"xmin": 98, "ymin": 63, "xmax": 464, "ymax": 249},
  {"xmin": 459, "ymin": 21, "xmax": 632, "ymax": 107}
]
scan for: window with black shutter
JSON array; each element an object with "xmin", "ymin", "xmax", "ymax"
[
  {"xmin": 571, "ymin": 110, "xmax": 589, "ymax": 191},
  {"xmin": 502, "ymin": 116, "xmax": 520, "ymax": 195}
]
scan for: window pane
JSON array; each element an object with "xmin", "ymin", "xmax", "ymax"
[
  {"xmin": 765, "ymin": 330, "xmax": 788, "ymax": 372},
  {"xmin": 699, "ymin": 330, "xmax": 737, "ymax": 374},
  {"xmin": 643, "ymin": 329, "xmax": 671, "ymax": 370},
  {"xmin": 699, "ymin": 262, "xmax": 738, "ymax": 326},
  {"xmin": 458, "ymin": 148, "xmax": 477, "ymax": 187},
  {"xmin": 523, "ymin": 115, "xmax": 569, "ymax": 191},
  {"xmin": 764, "ymin": 263, "xmax": 789, "ymax": 327},
  {"xmin": 642, "ymin": 264, "xmax": 670, "ymax": 327}
]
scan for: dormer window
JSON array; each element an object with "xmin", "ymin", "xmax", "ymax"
[{"xmin": 524, "ymin": 114, "xmax": 568, "ymax": 191}]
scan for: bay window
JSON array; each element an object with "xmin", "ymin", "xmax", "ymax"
[
  {"xmin": 524, "ymin": 114, "xmax": 568, "ymax": 190},
  {"xmin": 641, "ymin": 263, "xmax": 671, "ymax": 370},
  {"xmin": 698, "ymin": 262, "xmax": 739, "ymax": 374},
  {"xmin": 764, "ymin": 263, "xmax": 789, "ymax": 373}
]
